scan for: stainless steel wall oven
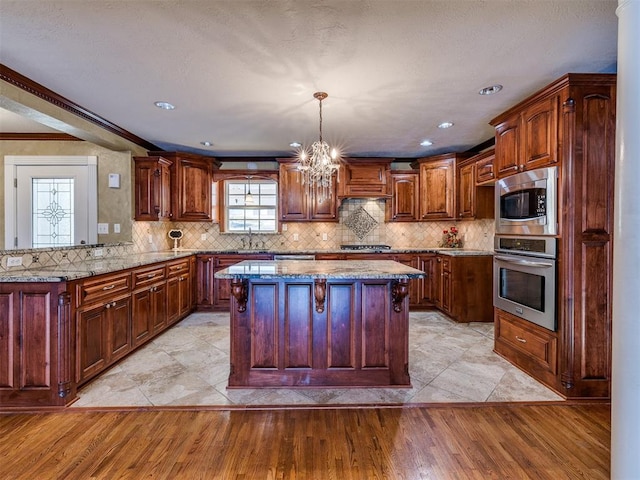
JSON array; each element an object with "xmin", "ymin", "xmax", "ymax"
[{"xmin": 493, "ymin": 236, "xmax": 557, "ymax": 331}]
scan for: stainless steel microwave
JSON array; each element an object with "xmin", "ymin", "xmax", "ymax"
[{"xmin": 495, "ymin": 166, "xmax": 558, "ymax": 236}]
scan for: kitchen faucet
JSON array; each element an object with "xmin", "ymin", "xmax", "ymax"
[{"xmin": 241, "ymin": 227, "xmax": 253, "ymax": 250}]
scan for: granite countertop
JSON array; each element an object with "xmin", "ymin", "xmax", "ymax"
[
  {"xmin": 0, "ymin": 247, "xmax": 491, "ymax": 283},
  {"xmin": 0, "ymin": 251, "xmax": 193, "ymax": 283},
  {"xmin": 214, "ymin": 259, "xmax": 426, "ymax": 280}
]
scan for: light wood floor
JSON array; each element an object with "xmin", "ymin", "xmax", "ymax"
[{"xmin": 0, "ymin": 403, "xmax": 609, "ymax": 479}]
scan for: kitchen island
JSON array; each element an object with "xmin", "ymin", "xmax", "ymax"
[{"xmin": 215, "ymin": 259, "xmax": 424, "ymax": 388}]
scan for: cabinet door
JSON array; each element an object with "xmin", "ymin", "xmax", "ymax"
[
  {"xmin": 475, "ymin": 150, "xmax": 496, "ymax": 185},
  {"xmin": 132, "ymin": 288, "xmax": 153, "ymax": 346},
  {"xmin": 416, "ymin": 255, "xmax": 437, "ymax": 306},
  {"xmin": 457, "ymin": 162, "xmax": 475, "ymax": 219},
  {"xmin": 166, "ymin": 276, "xmax": 181, "ymax": 324},
  {"xmin": 178, "ymin": 273, "xmax": 191, "ymax": 318},
  {"xmin": 495, "ymin": 116, "xmax": 520, "ymax": 178},
  {"xmin": 393, "ymin": 254, "xmax": 420, "ymax": 306},
  {"xmin": 309, "ymin": 184, "xmax": 338, "ymax": 221},
  {"xmin": 522, "ymin": 96, "xmax": 558, "ymax": 171},
  {"xmin": 196, "ymin": 255, "xmax": 215, "ymax": 309},
  {"xmin": 77, "ymin": 303, "xmax": 108, "ymax": 383},
  {"xmin": 134, "ymin": 157, "xmax": 172, "ymax": 221},
  {"xmin": 107, "ymin": 296, "xmax": 132, "ymax": 363},
  {"xmin": 151, "ymin": 282, "xmax": 168, "ymax": 333},
  {"xmin": 174, "ymin": 157, "xmax": 212, "ymax": 221},
  {"xmin": 279, "ymin": 164, "xmax": 309, "ymax": 221},
  {"xmin": 386, "ymin": 173, "xmax": 419, "ymax": 221},
  {"xmin": 419, "ymin": 157, "xmax": 455, "ymax": 219}
]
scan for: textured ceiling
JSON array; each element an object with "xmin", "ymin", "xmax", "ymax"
[{"xmin": 0, "ymin": 0, "xmax": 618, "ymax": 158}]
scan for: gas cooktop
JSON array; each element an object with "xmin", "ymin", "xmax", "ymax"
[{"xmin": 340, "ymin": 244, "xmax": 392, "ymax": 250}]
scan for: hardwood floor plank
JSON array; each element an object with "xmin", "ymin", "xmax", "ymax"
[{"xmin": 0, "ymin": 404, "xmax": 609, "ymax": 479}]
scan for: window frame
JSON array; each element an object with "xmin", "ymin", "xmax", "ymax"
[{"xmin": 217, "ymin": 173, "xmax": 279, "ymax": 233}]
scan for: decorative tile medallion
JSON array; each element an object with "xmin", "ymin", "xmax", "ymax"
[{"xmin": 344, "ymin": 206, "xmax": 378, "ymax": 240}]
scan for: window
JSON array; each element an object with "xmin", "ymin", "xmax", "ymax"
[{"xmin": 225, "ymin": 178, "xmax": 277, "ymax": 233}]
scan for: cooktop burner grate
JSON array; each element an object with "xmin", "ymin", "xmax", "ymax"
[{"xmin": 340, "ymin": 244, "xmax": 392, "ymax": 250}]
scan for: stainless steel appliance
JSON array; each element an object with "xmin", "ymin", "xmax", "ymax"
[
  {"xmin": 495, "ymin": 166, "xmax": 558, "ymax": 236},
  {"xmin": 493, "ymin": 236, "xmax": 557, "ymax": 331}
]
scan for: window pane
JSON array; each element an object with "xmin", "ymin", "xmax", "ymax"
[{"xmin": 225, "ymin": 178, "xmax": 278, "ymax": 233}]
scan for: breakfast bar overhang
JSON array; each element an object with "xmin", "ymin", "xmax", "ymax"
[{"xmin": 215, "ymin": 259, "xmax": 425, "ymax": 388}]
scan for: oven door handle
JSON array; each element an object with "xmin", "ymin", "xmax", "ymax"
[{"xmin": 494, "ymin": 255, "xmax": 554, "ymax": 268}]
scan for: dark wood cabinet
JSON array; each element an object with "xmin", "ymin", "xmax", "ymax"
[
  {"xmin": 457, "ymin": 155, "xmax": 494, "ymax": 220},
  {"xmin": 494, "ymin": 308, "xmax": 558, "ymax": 388},
  {"xmin": 386, "ymin": 171, "xmax": 419, "ymax": 221},
  {"xmin": 209, "ymin": 253, "xmax": 273, "ymax": 310},
  {"xmin": 338, "ymin": 158, "xmax": 392, "ymax": 198},
  {"xmin": 0, "ymin": 282, "xmax": 74, "ymax": 407},
  {"xmin": 146, "ymin": 151, "xmax": 220, "ymax": 222},
  {"xmin": 435, "ymin": 254, "xmax": 493, "ymax": 322},
  {"xmin": 166, "ymin": 259, "xmax": 192, "ymax": 323},
  {"xmin": 196, "ymin": 254, "xmax": 215, "ymax": 310},
  {"xmin": 228, "ymin": 276, "xmax": 410, "ymax": 387},
  {"xmin": 493, "ymin": 92, "xmax": 559, "ymax": 178},
  {"xmin": 491, "ymin": 73, "xmax": 616, "ymax": 398},
  {"xmin": 134, "ymin": 156, "xmax": 172, "ymax": 221},
  {"xmin": 277, "ymin": 160, "xmax": 338, "ymax": 222},
  {"xmin": 413, "ymin": 153, "xmax": 472, "ymax": 220},
  {"xmin": 474, "ymin": 149, "xmax": 496, "ymax": 185},
  {"xmin": 132, "ymin": 264, "xmax": 167, "ymax": 346}
]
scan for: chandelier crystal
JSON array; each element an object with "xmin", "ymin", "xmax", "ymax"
[{"xmin": 297, "ymin": 92, "xmax": 340, "ymax": 202}]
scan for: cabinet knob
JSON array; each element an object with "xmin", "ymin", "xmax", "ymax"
[{"xmin": 513, "ymin": 166, "xmax": 518, "ymax": 171}]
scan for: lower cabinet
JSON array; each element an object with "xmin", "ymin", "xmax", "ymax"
[
  {"xmin": 77, "ymin": 293, "xmax": 132, "ymax": 384},
  {"xmin": 132, "ymin": 281, "xmax": 167, "ymax": 346},
  {"xmin": 167, "ymin": 259, "xmax": 192, "ymax": 324},
  {"xmin": 494, "ymin": 308, "xmax": 558, "ymax": 389},
  {"xmin": 435, "ymin": 254, "xmax": 493, "ymax": 322},
  {"xmin": 196, "ymin": 254, "xmax": 272, "ymax": 311},
  {"xmin": 0, "ymin": 282, "xmax": 75, "ymax": 407}
]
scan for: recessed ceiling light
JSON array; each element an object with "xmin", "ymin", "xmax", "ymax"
[
  {"xmin": 478, "ymin": 84, "xmax": 503, "ymax": 95},
  {"xmin": 154, "ymin": 101, "xmax": 175, "ymax": 110},
  {"xmin": 200, "ymin": 141, "xmax": 214, "ymax": 147},
  {"xmin": 289, "ymin": 141, "xmax": 302, "ymax": 148},
  {"xmin": 438, "ymin": 122, "xmax": 454, "ymax": 129},
  {"xmin": 420, "ymin": 140, "xmax": 433, "ymax": 147}
]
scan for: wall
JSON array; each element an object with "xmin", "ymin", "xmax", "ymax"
[
  {"xmin": 0, "ymin": 139, "xmax": 133, "ymax": 248},
  {"xmin": 133, "ymin": 198, "xmax": 495, "ymax": 253}
]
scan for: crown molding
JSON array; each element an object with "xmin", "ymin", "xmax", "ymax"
[
  {"xmin": 0, "ymin": 132, "xmax": 82, "ymax": 141},
  {"xmin": 0, "ymin": 63, "xmax": 161, "ymax": 151}
]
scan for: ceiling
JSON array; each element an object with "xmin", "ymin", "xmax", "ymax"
[{"xmin": 0, "ymin": 1, "xmax": 618, "ymax": 159}]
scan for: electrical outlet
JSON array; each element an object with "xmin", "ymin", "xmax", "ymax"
[
  {"xmin": 97, "ymin": 223, "xmax": 109, "ymax": 234},
  {"xmin": 94, "ymin": 249, "xmax": 104, "ymax": 257},
  {"xmin": 6, "ymin": 256, "xmax": 22, "ymax": 267},
  {"xmin": 201, "ymin": 233, "xmax": 207, "ymax": 241},
  {"xmin": 293, "ymin": 233, "xmax": 299, "ymax": 241},
  {"xmin": 114, "ymin": 224, "xmax": 121, "ymax": 233},
  {"xmin": 322, "ymin": 233, "xmax": 328, "ymax": 241},
  {"xmin": 282, "ymin": 224, "xmax": 288, "ymax": 231}
]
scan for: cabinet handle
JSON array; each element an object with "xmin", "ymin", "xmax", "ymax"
[
  {"xmin": 147, "ymin": 273, "xmax": 156, "ymax": 278},
  {"xmin": 515, "ymin": 335, "xmax": 527, "ymax": 343},
  {"xmin": 102, "ymin": 284, "xmax": 116, "ymax": 291}
]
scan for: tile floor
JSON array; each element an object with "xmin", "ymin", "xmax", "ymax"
[{"xmin": 72, "ymin": 311, "xmax": 563, "ymax": 408}]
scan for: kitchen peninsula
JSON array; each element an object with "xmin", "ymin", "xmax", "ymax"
[{"xmin": 215, "ymin": 259, "xmax": 425, "ymax": 388}]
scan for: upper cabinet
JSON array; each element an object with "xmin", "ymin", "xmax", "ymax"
[
  {"xmin": 338, "ymin": 158, "xmax": 392, "ymax": 198},
  {"xmin": 457, "ymin": 150, "xmax": 495, "ymax": 220},
  {"xmin": 145, "ymin": 151, "xmax": 220, "ymax": 222},
  {"xmin": 412, "ymin": 153, "xmax": 472, "ymax": 220},
  {"xmin": 492, "ymin": 91, "xmax": 559, "ymax": 178},
  {"xmin": 277, "ymin": 159, "xmax": 338, "ymax": 222},
  {"xmin": 134, "ymin": 156, "xmax": 172, "ymax": 221},
  {"xmin": 385, "ymin": 171, "xmax": 419, "ymax": 222},
  {"xmin": 474, "ymin": 149, "xmax": 496, "ymax": 185}
]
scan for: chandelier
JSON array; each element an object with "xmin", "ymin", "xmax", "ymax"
[{"xmin": 297, "ymin": 91, "xmax": 340, "ymax": 202}]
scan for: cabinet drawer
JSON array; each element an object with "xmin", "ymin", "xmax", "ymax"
[
  {"xmin": 132, "ymin": 265, "xmax": 166, "ymax": 290},
  {"xmin": 475, "ymin": 155, "xmax": 495, "ymax": 185},
  {"xmin": 496, "ymin": 312, "xmax": 557, "ymax": 374},
  {"xmin": 167, "ymin": 260, "xmax": 190, "ymax": 277},
  {"xmin": 77, "ymin": 273, "xmax": 131, "ymax": 306}
]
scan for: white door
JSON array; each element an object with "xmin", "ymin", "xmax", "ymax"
[{"xmin": 4, "ymin": 156, "xmax": 97, "ymax": 249}]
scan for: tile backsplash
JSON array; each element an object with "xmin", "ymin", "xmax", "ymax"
[{"xmin": 133, "ymin": 199, "xmax": 495, "ymax": 253}]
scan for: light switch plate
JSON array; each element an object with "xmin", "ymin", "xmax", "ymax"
[
  {"xmin": 97, "ymin": 223, "xmax": 109, "ymax": 234},
  {"xmin": 108, "ymin": 173, "xmax": 120, "ymax": 188},
  {"xmin": 6, "ymin": 256, "xmax": 22, "ymax": 267}
]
